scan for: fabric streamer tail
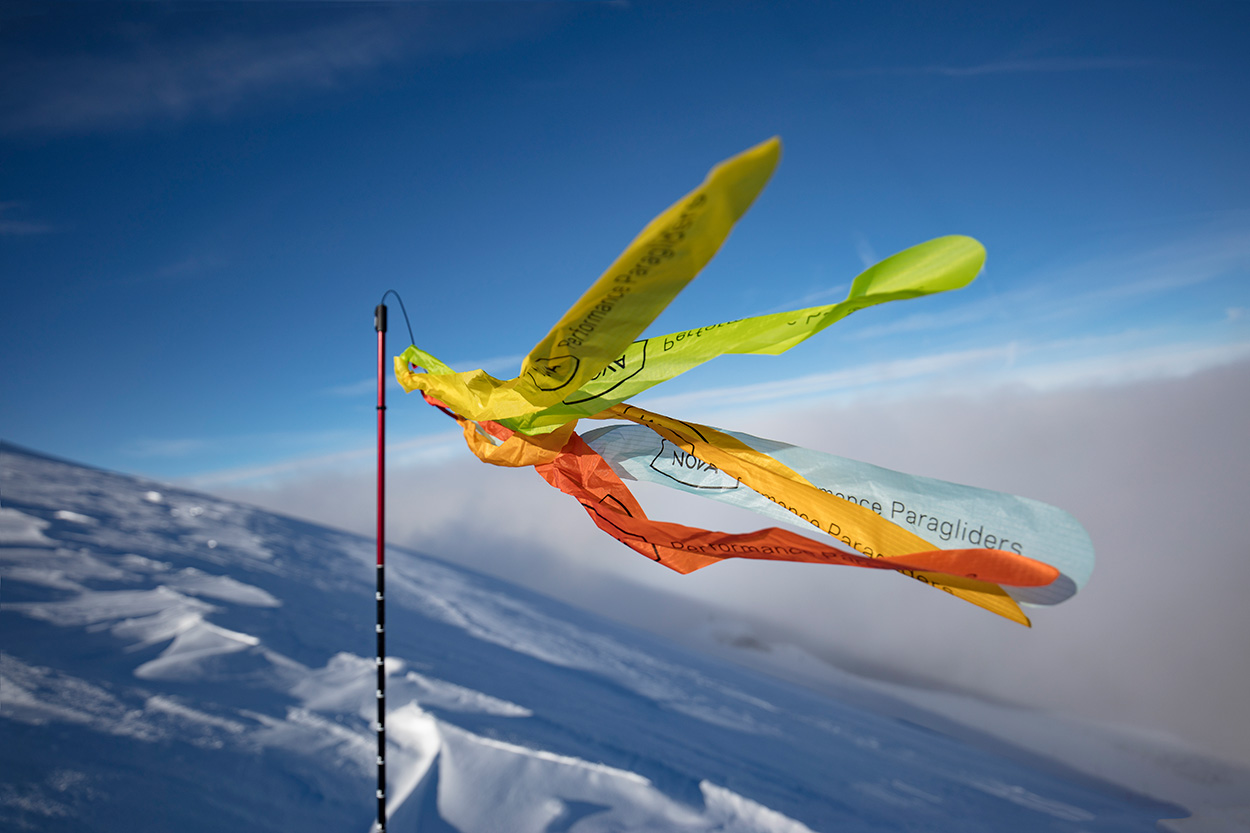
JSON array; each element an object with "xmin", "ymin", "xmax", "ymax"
[{"xmin": 392, "ymin": 138, "xmax": 1095, "ymax": 628}]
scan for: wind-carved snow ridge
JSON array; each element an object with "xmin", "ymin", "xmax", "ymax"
[
  {"xmin": 2, "ymin": 653, "xmax": 248, "ymax": 749},
  {"xmin": 7, "ymin": 584, "xmax": 281, "ymax": 683},
  {"xmin": 11, "ymin": 586, "xmax": 216, "ymax": 628},
  {"xmin": 0, "ymin": 442, "xmax": 1198, "ymax": 832},
  {"xmin": 53, "ymin": 510, "xmax": 97, "ymax": 526},
  {"xmin": 293, "ymin": 652, "xmax": 530, "ymax": 718},
  {"xmin": 963, "ymin": 776, "xmax": 1097, "ymax": 822},
  {"xmin": 402, "ymin": 669, "xmax": 533, "ymax": 717},
  {"xmin": 387, "ymin": 719, "xmax": 821, "ymax": 833},
  {"xmin": 1, "ymin": 652, "xmax": 160, "ymax": 740},
  {"xmin": 127, "ymin": 611, "xmax": 261, "ymax": 681},
  {"xmin": 389, "ymin": 555, "xmax": 780, "ymax": 736},
  {"xmin": 1, "ymin": 546, "xmax": 133, "ymax": 591},
  {"xmin": 162, "ymin": 567, "xmax": 281, "ymax": 607},
  {"xmin": 0, "ymin": 506, "xmax": 55, "ymax": 546},
  {"xmin": 286, "ymin": 649, "xmax": 805, "ymax": 831}
]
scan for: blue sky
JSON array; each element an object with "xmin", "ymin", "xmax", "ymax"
[
  {"xmin": 5, "ymin": 0, "xmax": 1250, "ymax": 771},
  {"xmin": 2, "ymin": 0, "xmax": 1248, "ymax": 481}
]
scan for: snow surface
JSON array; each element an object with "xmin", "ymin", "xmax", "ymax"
[
  {"xmin": 0, "ymin": 441, "xmax": 1229, "ymax": 831},
  {"xmin": 687, "ymin": 630, "xmax": 1250, "ymax": 833}
]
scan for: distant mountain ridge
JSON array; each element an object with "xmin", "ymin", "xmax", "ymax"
[{"xmin": 0, "ymin": 440, "xmax": 1182, "ymax": 832}]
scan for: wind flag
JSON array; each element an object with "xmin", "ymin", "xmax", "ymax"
[
  {"xmin": 396, "ymin": 138, "xmax": 782, "ymax": 425},
  {"xmin": 396, "ymin": 138, "xmax": 1094, "ymax": 626},
  {"xmin": 397, "ymin": 230, "xmax": 988, "ymax": 436},
  {"xmin": 579, "ymin": 418, "xmax": 1092, "ymax": 610}
]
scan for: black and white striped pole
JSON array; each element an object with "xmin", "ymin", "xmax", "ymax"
[{"xmin": 374, "ymin": 302, "xmax": 388, "ymax": 833}]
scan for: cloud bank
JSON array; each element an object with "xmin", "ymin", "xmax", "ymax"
[
  {"xmin": 0, "ymin": 5, "xmax": 562, "ymax": 136},
  {"xmin": 216, "ymin": 359, "xmax": 1250, "ymax": 768}
]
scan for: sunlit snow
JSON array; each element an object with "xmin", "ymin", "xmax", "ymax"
[{"xmin": 0, "ymin": 441, "xmax": 1228, "ymax": 832}]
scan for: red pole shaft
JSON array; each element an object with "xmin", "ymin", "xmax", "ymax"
[
  {"xmin": 374, "ymin": 305, "xmax": 387, "ymax": 832},
  {"xmin": 377, "ymin": 324, "xmax": 386, "ymax": 568}
]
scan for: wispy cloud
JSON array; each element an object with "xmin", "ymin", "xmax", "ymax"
[
  {"xmin": 1060, "ymin": 226, "xmax": 1250, "ymax": 300},
  {"xmin": 152, "ymin": 254, "xmax": 223, "ymax": 281},
  {"xmin": 833, "ymin": 56, "xmax": 1158, "ymax": 79},
  {"xmin": 184, "ymin": 428, "xmax": 463, "ymax": 488},
  {"xmin": 125, "ymin": 438, "xmax": 212, "ymax": 459},
  {"xmin": 634, "ymin": 332, "xmax": 1250, "ymax": 420},
  {"xmin": 853, "ymin": 232, "xmax": 877, "ymax": 270},
  {"xmin": 447, "ymin": 353, "xmax": 526, "ymax": 375},
  {"xmin": 1, "ymin": 5, "xmax": 571, "ymax": 136},
  {"xmin": 742, "ymin": 218, "xmax": 1249, "ymax": 347},
  {"xmin": 323, "ymin": 379, "xmax": 381, "ymax": 398},
  {"xmin": 1, "ymin": 10, "xmax": 416, "ymax": 135},
  {"xmin": 853, "ymin": 217, "xmax": 1250, "ymax": 341},
  {"xmin": 637, "ymin": 346, "xmax": 1008, "ymax": 415},
  {"xmin": 0, "ymin": 218, "xmax": 52, "ymax": 236},
  {"xmin": 752, "ymin": 238, "xmax": 870, "ymax": 314},
  {"xmin": 114, "ymin": 253, "xmax": 227, "ymax": 287},
  {"xmin": 1003, "ymin": 336, "xmax": 1250, "ymax": 391},
  {"xmin": 125, "ymin": 428, "xmax": 371, "ymax": 469},
  {"xmin": 193, "ymin": 334, "xmax": 1250, "ymax": 489},
  {"xmin": 760, "ymin": 284, "xmax": 850, "ymax": 315},
  {"xmin": 0, "ymin": 201, "xmax": 52, "ymax": 235}
]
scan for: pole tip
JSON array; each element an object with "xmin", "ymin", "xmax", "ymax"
[{"xmin": 375, "ymin": 304, "xmax": 388, "ymax": 333}]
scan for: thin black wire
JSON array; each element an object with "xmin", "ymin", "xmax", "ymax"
[{"xmin": 379, "ymin": 289, "xmax": 416, "ymax": 347}]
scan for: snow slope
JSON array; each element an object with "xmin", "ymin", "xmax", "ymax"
[{"xmin": 0, "ymin": 441, "xmax": 1191, "ymax": 831}]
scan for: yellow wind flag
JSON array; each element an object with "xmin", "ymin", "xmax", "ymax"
[{"xmin": 396, "ymin": 137, "xmax": 781, "ymax": 422}]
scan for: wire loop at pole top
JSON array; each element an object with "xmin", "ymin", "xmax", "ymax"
[{"xmin": 379, "ymin": 289, "xmax": 416, "ymax": 347}]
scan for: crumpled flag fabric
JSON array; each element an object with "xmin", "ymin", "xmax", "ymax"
[
  {"xmin": 435, "ymin": 397, "xmax": 1052, "ymax": 625},
  {"xmin": 537, "ymin": 433, "xmax": 1057, "ymax": 591},
  {"xmin": 395, "ymin": 137, "xmax": 782, "ymax": 423},
  {"xmin": 580, "ymin": 422, "xmax": 1092, "ymax": 607},
  {"xmin": 590, "ymin": 404, "xmax": 1041, "ymax": 623}
]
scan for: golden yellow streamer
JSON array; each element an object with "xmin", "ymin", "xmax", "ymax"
[{"xmin": 599, "ymin": 403, "xmax": 1030, "ymax": 625}]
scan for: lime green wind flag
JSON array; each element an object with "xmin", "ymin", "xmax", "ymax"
[
  {"xmin": 399, "ymin": 234, "xmax": 984, "ymax": 435},
  {"xmin": 498, "ymin": 234, "xmax": 984, "ymax": 434}
]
